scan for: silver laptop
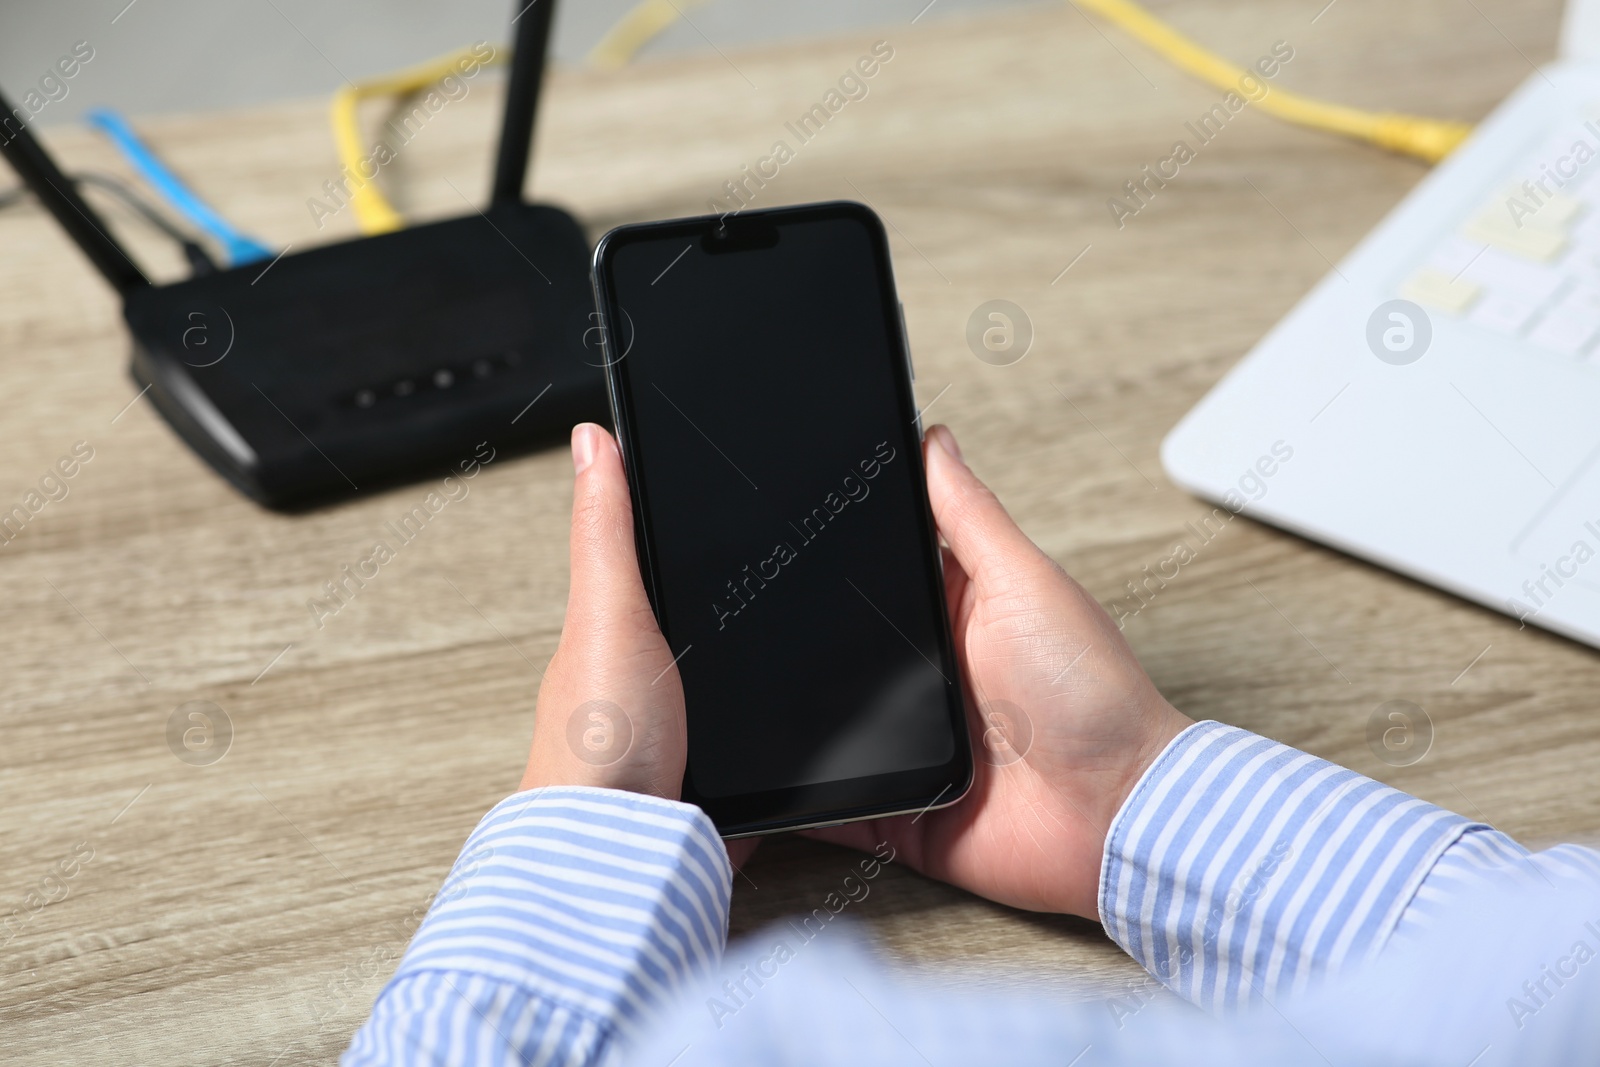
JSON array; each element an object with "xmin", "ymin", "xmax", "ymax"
[{"xmin": 1163, "ymin": 4, "xmax": 1600, "ymax": 648}]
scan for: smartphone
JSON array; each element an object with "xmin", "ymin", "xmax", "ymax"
[{"xmin": 590, "ymin": 201, "xmax": 973, "ymax": 837}]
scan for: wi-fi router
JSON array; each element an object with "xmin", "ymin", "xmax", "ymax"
[{"xmin": 0, "ymin": 1, "xmax": 606, "ymax": 509}]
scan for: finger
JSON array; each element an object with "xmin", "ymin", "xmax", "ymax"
[
  {"xmin": 726, "ymin": 838, "xmax": 761, "ymax": 872},
  {"xmin": 923, "ymin": 425, "xmax": 1047, "ymax": 591},
  {"xmin": 799, "ymin": 819, "xmax": 883, "ymax": 853},
  {"xmin": 565, "ymin": 423, "xmax": 655, "ymax": 632},
  {"xmin": 800, "ymin": 814, "xmax": 926, "ymax": 875}
]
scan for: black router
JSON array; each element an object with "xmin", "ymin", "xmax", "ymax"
[{"xmin": 0, "ymin": 1, "xmax": 605, "ymax": 509}]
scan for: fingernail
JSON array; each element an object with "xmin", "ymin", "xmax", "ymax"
[
  {"xmin": 572, "ymin": 424, "xmax": 597, "ymax": 475},
  {"xmin": 929, "ymin": 424, "xmax": 963, "ymax": 462}
]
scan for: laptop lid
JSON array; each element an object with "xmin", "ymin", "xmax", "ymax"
[{"xmin": 1564, "ymin": 0, "xmax": 1600, "ymax": 61}]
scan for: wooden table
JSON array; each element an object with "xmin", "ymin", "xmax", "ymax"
[{"xmin": 3, "ymin": 0, "xmax": 1592, "ymax": 1060}]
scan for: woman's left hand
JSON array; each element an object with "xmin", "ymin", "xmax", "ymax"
[
  {"xmin": 521, "ymin": 423, "xmax": 688, "ymax": 798},
  {"xmin": 520, "ymin": 423, "xmax": 756, "ymax": 866}
]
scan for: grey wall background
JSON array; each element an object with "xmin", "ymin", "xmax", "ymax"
[{"xmin": 0, "ymin": 0, "xmax": 1045, "ymax": 124}]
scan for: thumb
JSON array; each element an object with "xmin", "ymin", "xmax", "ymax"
[
  {"xmin": 566, "ymin": 423, "xmax": 655, "ymax": 632},
  {"xmin": 923, "ymin": 424, "xmax": 1049, "ymax": 591},
  {"xmin": 522, "ymin": 423, "xmax": 682, "ymax": 799}
]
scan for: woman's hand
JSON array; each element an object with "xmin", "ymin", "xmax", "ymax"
[
  {"xmin": 518, "ymin": 424, "xmax": 757, "ymax": 869},
  {"xmin": 520, "ymin": 424, "xmax": 688, "ymax": 799},
  {"xmin": 806, "ymin": 424, "xmax": 1193, "ymax": 920}
]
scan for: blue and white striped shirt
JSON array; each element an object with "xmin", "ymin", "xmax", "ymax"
[{"xmin": 345, "ymin": 721, "xmax": 1600, "ymax": 1065}]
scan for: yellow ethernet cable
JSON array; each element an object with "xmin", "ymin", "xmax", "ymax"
[
  {"xmin": 587, "ymin": 0, "xmax": 710, "ymax": 70},
  {"xmin": 330, "ymin": 44, "xmax": 505, "ymax": 235},
  {"xmin": 331, "ymin": 0, "xmax": 1472, "ymax": 235},
  {"xmin": 328, "ymin": 0, "xmax": 697, "ymax": 234},
  {"xmin": 1071, "ymin": 0, "xmax": 1472, "ymax": 163}
]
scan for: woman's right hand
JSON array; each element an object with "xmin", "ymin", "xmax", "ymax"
[{"xmin": 806, "ymin": 424, "xmax": 1193, "ymax": 920}]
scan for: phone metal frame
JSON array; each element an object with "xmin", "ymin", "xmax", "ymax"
[{"xmin": 590, "ymin": 200, "xmax": 973, "ymax": 838}]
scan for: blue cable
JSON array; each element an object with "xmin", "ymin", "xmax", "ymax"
[{"xmin": 85, "ymin": 108, "xmax": 273, "ymax": 266}]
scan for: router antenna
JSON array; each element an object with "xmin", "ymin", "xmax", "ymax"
[
  {"xmin": 0, "ymin": 89, "xmax": 149, "ymax": 294},
  {"xmin": 491, "ymin": 0, "xmax": 557, "ymax": 206}
]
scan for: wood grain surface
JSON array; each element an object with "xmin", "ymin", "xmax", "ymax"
[{"xmin": 2, "ymin": 1, "xmax": 1593, "ymax": 1061}]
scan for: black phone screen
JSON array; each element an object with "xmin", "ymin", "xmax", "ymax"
[{"xmin": 593, "ymin": 202, "xmax": 970, "ymax": 833}]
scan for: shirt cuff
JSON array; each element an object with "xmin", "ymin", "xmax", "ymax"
[
  {"xmin": 1098, "ymin": 721, "xmax": 1481, "ymax": 1011},
  {"xmin": 367, "ymin": 787, "xmax": 731, "ymax": 1043}
]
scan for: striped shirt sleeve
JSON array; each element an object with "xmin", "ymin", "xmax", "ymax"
[
  {"xmin": 1098, "ymin": 720, "xmax": 1482, "ymax": 1012},
  {"xmin": 1397, "ymin": 830, "xmax": 1600, "ymax": 934},
  {"xmin": 343, "ymin": 786, "xmax": 732, "ymax": 1067}
]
